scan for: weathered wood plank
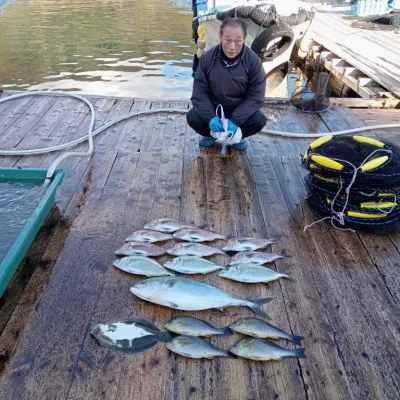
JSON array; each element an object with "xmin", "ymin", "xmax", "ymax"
[
  {"xmin": 0, "ymin": 207, "xmax": 67, "ymax": 376},
  {"xmin": 299, "ymin": 108, "xmax": 400, "ymax": 399},
  {"xmin": 201, "ymin": 153, "xmax": 247, "ymax": 400},
  {"xmin": 1, "ymin": 96, "xmax": 58, "ymax": 147},
  {"xmin": 0, "ymin": 95, "xmax": 37, "ymax": 136},
  {"xmin": 247, "ymin": 104, "xmax": 279, "ymax": 157},
  {"xmin": 161, "ymin": 101, "xmax": 189, "ymax": 154},
  {"xmin": 111, "ymin": 99, "xmax": 152, "ymax": 152},
  {"xmin": 250, "ymin": 154, "xmax": 357, "ymax": 400},
  {"xmin": 311, "ymin": 12, "xmax": 400, "ymax": 97},
  {"xmin": 94, "ymin": 98, "xmax": 134, "ymax": 151},
  {"xmin": 1, "ymin": 95, "xmax": 400, "ymax": 400},
  {"xmin": 0, "ymin": 150, "xmax": 137, "ymax": 400},
  {"xmin": 64, "ymin": 147, "xmax": 168, "ymax": 399},
  {"xmin": 228, "ymin": 151, "xmax": 309, "ymax": 400},
  {"xmin": 12, "ymin": 98, "xmax": 93, "ymax": 169}
]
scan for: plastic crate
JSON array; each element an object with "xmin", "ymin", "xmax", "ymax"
[{"xmin": 350, "ymin": 0, "xmax": 388, "ymax": 16}]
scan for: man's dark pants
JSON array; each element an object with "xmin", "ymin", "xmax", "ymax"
[{"xmin": 186, "ymin": 108, "xmax": 267, "ymax": 138}]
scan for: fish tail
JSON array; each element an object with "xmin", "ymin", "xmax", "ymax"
[
  {"xmin": 248, "ymin": 297, "xmax": 273, "ymax": 320},
  {"xmin": 292, "ymin": 348, "xmax": 306, "ymax": 359},
  {"xmin": 284, "ymin": 272, "xmax": 295, "ymax": 281},
  {"xmin": 158, "ymin": 331, "xmax": 175, "ymax": 343},
  {"xmin": 225, "ymin": 351, "xmax": 237, "ymax": 359},
  {"xmin": 290, "ymin": 335, "xmax": 304, "ymax": 346},
  {"xmin": 281, "ymin": 249, "xmax": 292, "ymax": 258},
  {"xmin": 218, "ymin": 327, "xmax": 233, "ymax": 336}
]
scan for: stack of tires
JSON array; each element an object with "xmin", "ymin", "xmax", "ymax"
[{"xmin": 302, "ymin": 135, "xmax": 400, "ymax": 231}]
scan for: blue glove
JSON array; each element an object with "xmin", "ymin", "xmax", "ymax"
[
  {"xmin": 209, "ymin": 116, "xmax": 224, "ymax": 132},
  {"xmin": 227, "ymin": 120, "xmax": 238, "ymax": 134}
]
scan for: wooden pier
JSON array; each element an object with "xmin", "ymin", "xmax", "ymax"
[
  {"xmin": 0, "ymin": 93, "xmax": 399, "ymax": 400},
  {"xmin": 303, "ymin": 6, "xmax": 400, "ymax": 101}
]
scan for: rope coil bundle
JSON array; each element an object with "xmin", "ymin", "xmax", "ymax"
[
  {"xmin": 302, "ymin": 135, "xmax": 400, "ymax": 231},
  {"xmin": 216, "ymin": 5, "xmax": 313, "ymax": 27}
]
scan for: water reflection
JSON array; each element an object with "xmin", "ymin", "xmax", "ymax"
[{"xmin": 0, "ymin": 0, "xmax": 195, "ymax": 99}]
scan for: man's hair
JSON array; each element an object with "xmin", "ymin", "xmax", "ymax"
[{"xmin": 219, "ymin": 18, "xmax": 247, "ymax": 38}]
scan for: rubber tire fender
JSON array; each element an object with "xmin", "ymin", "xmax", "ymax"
[{"xmin": 251, "ymin": 23, "xmax": 294, "ymax": 61}]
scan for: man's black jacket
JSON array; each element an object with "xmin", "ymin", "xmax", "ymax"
[{"xmin": 190, "ymin": 44, "xmax": 266, "ymax": 126}]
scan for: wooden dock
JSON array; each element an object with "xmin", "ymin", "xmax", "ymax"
[
  {"xmin": 305, "ymin": 6, "xmax": 400, "ymax": 100},
  {"xmin": 0, "ymin": 93, "xmax": 400, "ymax": 400}
]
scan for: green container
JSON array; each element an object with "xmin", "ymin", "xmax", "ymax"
[{"xmin": 0, "ymin": 168, "xmax": 64, "ymax": 297}]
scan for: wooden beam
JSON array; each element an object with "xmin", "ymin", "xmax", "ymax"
[{"xmin": 261, "ymin": 97, "xmax": 400, "ymax": 108}]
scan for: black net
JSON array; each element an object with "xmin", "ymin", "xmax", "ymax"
[
  {"xmin": 278, "ymin": 9, "xmax": 314, "ymax": 26},
  {"xmin": 290, "ymin": 88, "xmax": 330, "ymax": 113},
  {"xmin": 290, "ymin": 72, "xmax": 330, "ymax": 114},
  {"xmin": 302, "ymin": 135, "xmax": 400, "ymax": 232},
  {"xmin": 216, "ymin": 5, "xmax": 312, "ymax": 27}
]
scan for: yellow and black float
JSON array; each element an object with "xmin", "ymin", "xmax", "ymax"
[{"xmin": 302, "ymin": 135, "xmax": 400, "ymax": 231}]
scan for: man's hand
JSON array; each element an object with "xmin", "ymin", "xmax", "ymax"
[
  {"xmin": 209, "ymin": 116, "xmax": 224, "ymax": 132},
  {"xmin": 227, "ymin": 120, "xmax": 238, "ymax": 134}
]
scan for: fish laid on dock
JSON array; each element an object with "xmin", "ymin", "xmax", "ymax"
[
  {"xmin": 130, "ymin": 277, "xmax": 272, "ymax": 319},
  {"xmin": 164, "ymin": 316, "xmax": 231, "ymax": 337},
  {"xmin": 113, "ymin": 256, "xmax": 174, "ymax": 277},
  {"xmin": 167, "ymin": 243, "xmax": 225, "ymax": 257},
  {"xmin": 91, "ymin": 317, "xmax": 171, "ymax": 354},
  {"xmin": 229, "ymin": 338, "xmax": 306, "ymax": 361},
  {"xmin": 219, "ymin": 265, "xmax": 292, "ymax": 284},
  {"xmin": 229, "ymin": 249, "xmax": 290, "ymax": 266},
  {"xmin": 115, "ymin": 242, "xmax": 166, "ymax": 257},
  {"xmin": 222, "ymin": 236, "xmax": 280, "ymax": 252},
  {"xmin": 173, "ymin": 228, "xmax": 226, "ymax": 243},
  {"xmin": 125, "ymin": 230, "xmax": 174, "ymax": 243},
  {"xmin": 163, "ymin": 256, "xmax": 224, "ymax": 275},
  {"xmin": 144, "ymin": 218, "xmax": 196, "ymax": 233},
  {"xmin": 229, "ymin": 318, "xmax": 303, "ymax": 345},
  {"xmin": 165, "ymin": 335, "xmax": 235, "ymax": 359}
]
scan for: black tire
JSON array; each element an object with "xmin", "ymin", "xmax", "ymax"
[{"xmin": 251, "ymin": 23, "xmax": 294, "ymax": 61}]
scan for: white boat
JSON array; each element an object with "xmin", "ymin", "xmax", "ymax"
[{"xmin": 191, "ymin": 0, "xmax": 314, "ymax": 95}]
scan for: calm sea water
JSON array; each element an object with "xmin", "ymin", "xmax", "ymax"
[{"xmin": 0, "ymin": 0, "xmax": 195, "ymax": 99}]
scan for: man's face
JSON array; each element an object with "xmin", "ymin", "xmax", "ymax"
[{"xmin": 220, "ymin": 26, "xmax": 245, "ymax": 59}]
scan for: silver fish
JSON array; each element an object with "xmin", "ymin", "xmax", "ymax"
[
  {"xmin": 167, "ymin": 243, "xmax": 225, "ymax": 257},
  {"xmin": 164, "ymin": 316, "xmax": 231, "ymax": 337},
  {"xmin": 113, "ymin": 256, "xmax": 174, "ymax": 277},
  {"xmin": 229, "ymin": 318, "xmax": 303, "ymax": 345},
  {"xmin": 144, "ymin": 218, "xmax": 196, "ymax": 233},
  {"xmin": 219, "ymin": 264, "xmax": 292, "ymax": 283},
  {"xmin": 229, "ymin": 249, "xmax": 290, "ymax": 266},
  {"xmin": 165, "ymin": 335, "xmax": 235, "ymax": 359},
  {"xmin": 163, "ymin": 256, "xmax": 224, "ymax": 275},
  {"xmin": 125, "ymin": 230, "xmax": 173, "ymax": 243},
  {"xmin": 173, "ymin": 228, "xmax": 226, "ymax": 243},
  {"xmin": 222, "ymin": 236, "xmax": 280, "ymax": 252},
  {"xmin": 115, "ymin": 242, "xmax": 166, "ymax": 257},
  {"xmin": 91, "ymin": 317, "xmax": 171, "ymax": 354},
  {"xmin": 130, "ymin": 277, "xmax": 272, "ymax": 319},
  {"xmin": 230, "ymin": 338, "xmax": 306, "ymax": 361}
]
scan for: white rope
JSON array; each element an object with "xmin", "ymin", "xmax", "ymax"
[{"xmin": 1, "ymin": 91, "xmax": 400, "ymax": 181}]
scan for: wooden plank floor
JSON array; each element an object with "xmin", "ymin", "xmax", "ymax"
[
  {"xmin": 310, "ymin": 7, "xmax": 400, "ymax": 97},
  {"xmin": 1, "ymin": 93, "xmax": 400, "ymax": 400}
]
